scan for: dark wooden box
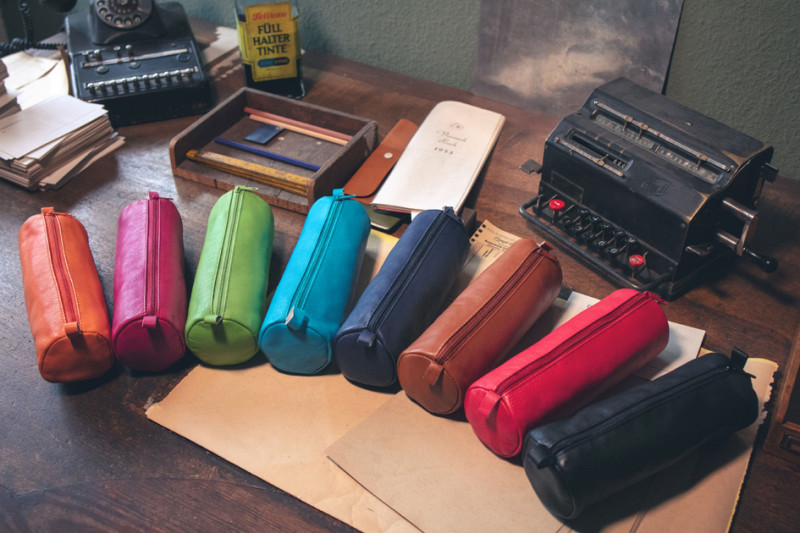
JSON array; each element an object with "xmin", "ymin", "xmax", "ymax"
[
  {"xmin": 169, "ymin": 87, "xmax": 378, "ymax": 213},
  {"xmin": 764, "ymin": 329, "xmax": 800, "ymax": 464}
]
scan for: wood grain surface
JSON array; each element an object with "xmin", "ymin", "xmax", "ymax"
[{"xmin": 0, "ymin": 50, "xmax": 798, "ymax": 531}]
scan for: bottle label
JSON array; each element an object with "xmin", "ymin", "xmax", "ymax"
[{"xmin": 237, "ymin": 2, "xmax": 299, "ymax": 81}]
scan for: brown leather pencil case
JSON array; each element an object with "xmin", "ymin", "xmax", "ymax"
[
  {"xmin": 397, "ymin": 238, "xmax": 562, "ymax": 414},
  {"xmin": 18, "ymin": 207, "xmax": 114, "ymax": 383}
]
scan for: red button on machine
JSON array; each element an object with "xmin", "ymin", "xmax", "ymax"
[
  {"xmin": 629, "ymin": 254, "xmax": 646, "ymax": 268},
  {"xmin": 549, "ymin": 199, "xmax": 566, "ymax": 211}
]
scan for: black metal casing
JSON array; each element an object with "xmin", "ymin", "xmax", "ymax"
[
  {"xmin": 65, "ymin": 2, "xmax": 214, "ymax": 127},
  {"xmin": 520, "ymin": 78, "xmax": 777, "ymax": 300}
]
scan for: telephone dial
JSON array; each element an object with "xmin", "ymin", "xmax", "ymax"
[{"xmin": 65, "ymin": 0, "xmax": 214, "ymax": 126}]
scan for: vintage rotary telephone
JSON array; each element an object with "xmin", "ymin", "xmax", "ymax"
[{"xmin": 63, "ymin": 0, "xmax": 214, "ymax": 126}]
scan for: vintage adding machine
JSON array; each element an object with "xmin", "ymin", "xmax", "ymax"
[{"xmin": 520, "ymin": 77, "xmax": 778, "ymax": 300}]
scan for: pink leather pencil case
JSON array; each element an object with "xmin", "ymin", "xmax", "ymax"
[
  {"xmin": 112, "ymin": 192, "xmax": 187, "ymax": 372},
  {"xmin": 464, "ymin": 289, "xmax": 669, "ymax": 458}
]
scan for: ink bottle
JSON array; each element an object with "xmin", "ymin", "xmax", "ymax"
[{"xmin": 234, "ymin": 0, "xmax": 305, "ymax": 98}]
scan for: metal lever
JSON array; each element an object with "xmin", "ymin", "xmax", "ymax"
[{"xmin": 715, "ymin": 197, "xmax": 777, "ymax": 272}]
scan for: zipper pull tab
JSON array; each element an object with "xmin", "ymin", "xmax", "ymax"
[
  {"xmin": 729, "ymin": 347, "xmax": 755, "ymax": 377},
  {"xmin": 234, "ymin": 185, "xmax": 258, "ymax": 193},
  {"xmin": 285, "ymin": 307, "xmax": 308, "ymax": 331},
  {"xmin": 142, "ymin": 316, "xmax": 158, "ymax": 329},
  {"xmin": 204, "ymin": 315, "xmax": 223, "ymax": 326},
  {"xmin": 42, "ymin": 207, "xmax": 54, "ymax": 216},
  {"xmin": 148, "ymin": 192, "xmax": 160, "ymax": 200},
  {"xmin": 644, "ymin": 291, "xmax": 667, "ymax": 305},
  {"xmin": 64, "ymin": 321, "xmax": 81, "ymax": 338},
  {"xmin": 538, "ymin": 240, "xmax": 553, "ymax": 252},
  {"xmin": 423, "ymin": 362, "xmax": 444, "ymax": 385},
  {"xmin": 475, "ymin": 391, "xmax": 502, "ymax": 420},
  {"xmin": 357, "ymin": 329, "xmax": 377, "ymax": 348},
  {"xmin": 333, "ymin": 188, "xmax": 356, "ymax": 201},
  {"xmin": 526, "ymin": 444, "xmax": 556, "ymax": 469}
]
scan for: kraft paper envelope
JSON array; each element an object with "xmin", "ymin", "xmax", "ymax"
[{"xmin": 326, "ymin": 357, "xmax": 775, "ymax": 533}]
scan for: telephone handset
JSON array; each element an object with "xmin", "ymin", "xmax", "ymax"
[
  {"xmin": 65, "ymin": 0, "xmax": 214, "ymax": 126},
  {"xmin": 89, "ymin": 0, "xmax": 166, "ymax": 45}
]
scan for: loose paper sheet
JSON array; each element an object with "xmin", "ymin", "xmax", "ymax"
[
  {"xmin": 326, "ymin": 357, "xmax": 776, "ymax": 533},
  {"xmin": 0, "ymin": 95, "xmax": 107, "ymax": 160}
]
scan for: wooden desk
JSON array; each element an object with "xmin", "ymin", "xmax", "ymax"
[{"xmin": 1, "ymin": 50, "xmax": 798, "ymax": 531}]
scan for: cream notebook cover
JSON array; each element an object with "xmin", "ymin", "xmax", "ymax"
[{"xmin": 371, "ymin": 100, "xmax": 505, "ymax": 214}]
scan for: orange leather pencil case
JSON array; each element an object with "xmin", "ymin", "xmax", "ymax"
[
  {"xmin": 18, "ymin": 207, "xmax": 114, "ymax": 383},
  {"xmin": 397, "ymin": 239, "xmax": 562, "ymax": 415}
]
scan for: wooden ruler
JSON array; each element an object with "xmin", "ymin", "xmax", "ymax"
[{"xmin": 186, "ymin": 149, "xmax": 310, "ymax": 196}]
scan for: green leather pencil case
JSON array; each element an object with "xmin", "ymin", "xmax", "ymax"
[{"xmin": 185, "ymin": 186, "xmax": 274, "ymax": 366}]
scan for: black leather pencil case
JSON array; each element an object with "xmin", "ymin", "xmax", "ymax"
[
  {"xmin": 522, "ymin": 349, "xmax": 759, "ymax": 521},
  {"xmin": 334, "ymin": 207, "xmax": 470, "ymax": 388}
]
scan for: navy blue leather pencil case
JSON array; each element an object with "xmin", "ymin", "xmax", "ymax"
[
  {"xmin": 334, "ymin": 207, "xmax": 470, "ymax": 388},
  {"xmin": 259, "ymin": 190, "xmax": 371, "ymax": 375}
]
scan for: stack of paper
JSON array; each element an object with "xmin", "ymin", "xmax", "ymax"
[
  {"xmin": 0, "ymin": 94, "xmax": 124, "ymax": 190},
  {"xmin": 0, "ymin": 59, "xmax": 21, "ymax": 119}
]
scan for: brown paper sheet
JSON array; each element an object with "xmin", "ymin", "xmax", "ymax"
[
  {"xmin": 326, "ymin": 358, "xmax": 775, "ymax": 533},
  {"xmin": 146, "ymin": 364, "xmax": 416, "ymax": 533}
]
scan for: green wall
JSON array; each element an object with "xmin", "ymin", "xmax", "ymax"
[{"xmin": 6, "ymin": 0, "xmax": 798, "ymax": 177}]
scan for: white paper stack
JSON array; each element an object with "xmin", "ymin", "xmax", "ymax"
[{"xmin": 0, "ymin": 94, "xmax": 124, "ymax": 190}]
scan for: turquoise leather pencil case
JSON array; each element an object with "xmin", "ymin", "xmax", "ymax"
[{"xmin": 259, "ymin": 190, "xmax": 371, "ymax": 374}]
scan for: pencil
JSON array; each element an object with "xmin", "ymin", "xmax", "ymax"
[
  {"xmin": 214, "ymin": 136, "xmax": 321, "ymax": 172},
  {"xmin": 244, "ymin": 106, "xmax": 352, "ymax": 145}
]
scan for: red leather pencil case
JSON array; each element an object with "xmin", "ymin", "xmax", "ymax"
[
  {"xmin": 18, "ymin": 207, "xmax": 114, "ymax": 383},
  {"xmin": 397, "ymin": 238, "xmax": 562, "ymax": 415},
  {"xmin": 464, "ymin": 288, "xmax": 669, "ymax": 458},
  {"xmin": 112, "ymin": 192, "xmax": 187, "ymax": 372}
]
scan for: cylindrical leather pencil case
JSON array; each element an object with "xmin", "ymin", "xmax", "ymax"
[
  {"xmin": 397, "ymin": 238, "xmax": 562, "ymax": 415},
  {"xmin": 464, "ymin": 288, "xmax": 669, "ymax": 457},
  {"xmin": 18, "ymin": 207, "xmax": 114, "ymax": 383},
  {"xmin": 523, "ymin": 350, "xmax": 759, "ymax": 521},
  {"xmin": 185, "ymin": 186, "xmax": 274, "ymax": 366},
  {"xmin": 112, "ymin": 192, "xmax": 187, "ymax": 372},
  {"xmin": 334, "ymin": 207, "xmax": 470, "ymax": 388},
  {"xmin": 259, "ymin": 190, "xmax": 371, "ymax": 375}
]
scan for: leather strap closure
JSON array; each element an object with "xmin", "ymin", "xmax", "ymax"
[{"xmin": 343, "ymin": 119, "xmax": 418, "ymax": 201}]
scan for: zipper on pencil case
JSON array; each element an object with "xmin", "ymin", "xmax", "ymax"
[
  {"xmin": 435, "ymin": 248, "xmax": 547, "ymax": 367},
  {"xmin": 206, "ymin": 186, "xmax": 253, "ymax": 325},
  {"xmin": 143, "ymin": 192, "xmax": 162, "ymax": 329},
  {"xmin": 530, "ymin": 357, "xmax": 746, "ymax": 467},
  {"xmin": 357, "ymin": 208, "xmax": 454, "ymax": 348},
  {"xmin": 285, "ymin": 192, "xmax": 348, "ymax": 330},
  {"xmin": 43, "ymin": 208, "xmax": 81, "ymax": 337},
  {"xmin": 493, "ymin": 291, "xmax": 652, "ymax": 396}
]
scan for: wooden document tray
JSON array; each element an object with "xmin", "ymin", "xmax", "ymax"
[{"xmin": 169, "ymin": 87, "xmax": 378, "ymax": 213}]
